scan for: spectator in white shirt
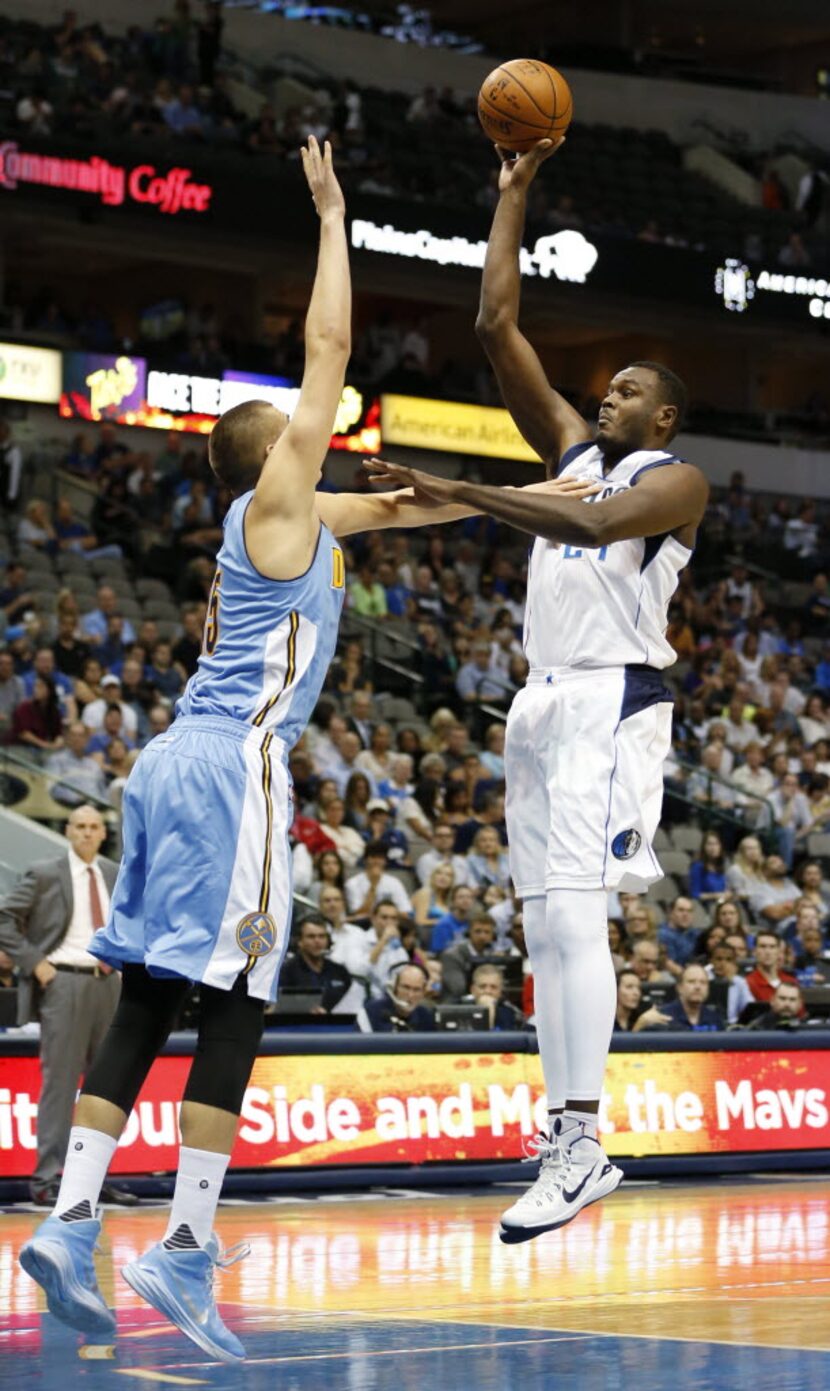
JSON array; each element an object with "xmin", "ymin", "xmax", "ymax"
[
  {"xmin": 769, "ymin": 772, "xmax": 814, "ymax": 867},
  {"xmin": 731, "ymin": 743, "xmax": 775, "ymax": 825},
  {"xmin": 318, "ymin": 885, "xmax": 371, "ymax": 1013},
  {"xmin": 355, "ymin": 722, "xmax": 394, "ymax": 783},
  {"xmin": 345, "ymin": 843, "xmax": 412, "ymax": 920},
  {"xmin": 80, "ymin": 675, "xmax": 138, "ymax": 738}
]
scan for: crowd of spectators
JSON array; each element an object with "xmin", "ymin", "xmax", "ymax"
[{"xmin": 2, "ymin": 405, "xmax": 829, "ymax": 1037}]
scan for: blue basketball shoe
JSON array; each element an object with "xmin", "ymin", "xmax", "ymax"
[
  {"xmin": 20, "ymin": 1210, "xmax": 116, "ymax": 1335},
  {"xmin": 121, "ymin": 1227, "xmax": 248, "ymax": 1362}
]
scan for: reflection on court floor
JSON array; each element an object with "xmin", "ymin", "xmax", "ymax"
[{"xmin": 1, "ymin": 1178, "xmax": 829, "ymax": 1390}]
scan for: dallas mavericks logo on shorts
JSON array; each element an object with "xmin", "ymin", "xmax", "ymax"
[
  {"xmin": 236, "ymin": 912, "xmax": 277, "ymax": 958},
  {"xmin": 611, "ymin": 829, "xmax": 642, "ymax": 860}
]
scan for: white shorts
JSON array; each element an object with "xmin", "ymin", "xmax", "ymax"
[{"xmin": 505, "ymin": 665, "xmax": 673, "ymax": 897}]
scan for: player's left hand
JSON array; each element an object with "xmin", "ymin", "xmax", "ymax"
[{"xmin": 364, "ymin": 457, "xmax": 457, "ymax": 505}]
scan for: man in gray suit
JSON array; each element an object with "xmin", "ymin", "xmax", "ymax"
[{"xmin": 0, "ymin": 804, "xmax": 136, "ymax": 1205}]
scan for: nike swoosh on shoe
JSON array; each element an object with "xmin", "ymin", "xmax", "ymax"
[{"xmin": 562, "ymin": 1161, "xmax": 612, "ymax": 1204}]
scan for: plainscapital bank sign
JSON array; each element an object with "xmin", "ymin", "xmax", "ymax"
[
  {"xmin": 351, "ymin": 217, "xmax": 599, "ymax": 283},
  {"xmin": 0, "ymin": 141, "xmax": 212, "ymax": 215}
]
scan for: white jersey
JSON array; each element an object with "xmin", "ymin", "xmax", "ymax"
[{"xmin": 524, "ymin": 442, "xmax": 692, "ymax": 671}]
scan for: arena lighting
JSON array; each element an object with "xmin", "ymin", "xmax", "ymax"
[
  {"xmin": 351, "ymin": 218, "xmax": 599, "ymax": 283},
  {"xmin": 715, "ymin": 258, "xmax": 830, "ymax": 318},
  {"xmin": 0, "ymin": 141, "xmax": 212, "ymax": 215}
]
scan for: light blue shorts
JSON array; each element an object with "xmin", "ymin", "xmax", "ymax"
[{"xmin": 90, "ymin": 715, "xmax": 293, "ymax": 1002}]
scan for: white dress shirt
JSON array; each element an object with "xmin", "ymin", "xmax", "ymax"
[{"xmin": 48, "ymin": 850, "xmax": 111, "ymax": 968}]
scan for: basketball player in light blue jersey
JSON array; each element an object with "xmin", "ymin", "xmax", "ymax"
[
  {"xmin": 19, "ymin": 137, "xmax": 598, "ymax": 1359},
  {"xmin": 363, "ymin": 137, "xmax": 709, "ymax": 1244}
]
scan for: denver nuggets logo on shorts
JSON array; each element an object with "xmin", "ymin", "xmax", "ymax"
[
  {"xmin": 236, "ymin": 912, "xmax": 277, "ymax": 959},
  {"xmin": 612, "ymin": 829, "xmax": 642, "ymax": 860}
]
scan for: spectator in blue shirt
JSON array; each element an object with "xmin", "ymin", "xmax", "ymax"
[
  {"xmin": 793, "ymin": 922, "xmax": 828, "ymax": 986},
  {"xmin": 688, "ymin": 830, "xmax": 728, "ymax": 903},
  {"xmin": 163, "ymin": 85, "xmax": 205, "ymax": 136},
  {"xmin": 658, "ymin": 896, "xmax": 698, "ymax": 975},
  {"xmin": 640, "ymin": 963, "xmax": 724, "ymax": 1032},
  {"xmin": 429, "ymin": 884, "xmax": 476, "ymax": 954},
  {"xmin": 81, "ymin": 584, "xmax": 136, "ymax": 646}
]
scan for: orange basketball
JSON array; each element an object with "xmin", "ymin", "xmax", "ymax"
[{"xmin": 477, "ymin": 58, "xmax": 573, "ymax": 154}]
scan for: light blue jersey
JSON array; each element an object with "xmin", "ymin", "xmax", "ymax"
[
  {"xmin": 177, "ymin": 492, "xmax": 346, "ymax": 750},
  {"xmin": 91, "ymin": 492, "xmax": 347, "ymax": 1000}
]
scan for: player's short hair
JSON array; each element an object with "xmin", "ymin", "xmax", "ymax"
[
  {"xmin": 628, "ymin": 361, "xmax": 688, "ymax": 438},
  {"xmin": 208, "ymin": 399, "xmax": 284, "ymax": 494}
]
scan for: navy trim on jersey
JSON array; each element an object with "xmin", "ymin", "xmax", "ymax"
[
  {"xmin": 241, "ymin": 494, "xmax": 324, "ymax": 584},
  {"xmin": 629, "ymin": 455, "xmax": 679, "ymax": 485},
  {"xmin": 556, "ymin": 440, "xmax": 594, "ymax": 477},
  {"xmin": 620, "ymin": 664, "xmax": 673, "ymax": 722},
  {"xmin": 640, "ymin": 531, "xmax": 670, "ymax": 572}
]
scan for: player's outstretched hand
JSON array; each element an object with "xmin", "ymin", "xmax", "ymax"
[
  {"xmin": 496, "ymin": 136, "xmax": 564, "ymax": 194},
  {"xmin": 364, "ymin": 457, "xmax": 456, "ymax": 505},
  {"xmin": 536, "ymin": 476, "xmax": 602, "ymax": 499},
  {"xmin": 301, "ymin": 135, "xmax": 345, "ymax": 220}
]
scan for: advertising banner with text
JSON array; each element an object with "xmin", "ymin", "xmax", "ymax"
[
  {"xmin": 2, "ymin": 1046, "xmax": 828, "ymax": 1177},
  {"xmin": 0, "ymin": 342, "xmax": 61, "ymax": 405},
  {"xmin": 381, "ymin": 394, "xmax": 540, "ymax": 463}
]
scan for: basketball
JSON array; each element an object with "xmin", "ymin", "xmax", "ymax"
[{"xmin": 477, "ymin": 58, "xmax": 573, "ymax": 153}]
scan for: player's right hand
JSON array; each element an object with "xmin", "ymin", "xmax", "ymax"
[
  {"xmin": 496, "ymin": 137, "xmax": 564, "ymax": 194},
  {"xmin": 301, "ymin": 135, "xmax": 345, "ymax": 220}
]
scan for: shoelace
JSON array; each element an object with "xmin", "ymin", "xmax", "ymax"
[
  {"xmin": 204, "ymin": 1239, "xmax": 250, "ymax": 1296},
  {"xmin": 521, "ymin": 1131, "xmax": 561, "ymax": 1165}
]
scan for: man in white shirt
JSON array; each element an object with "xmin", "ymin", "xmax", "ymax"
[
  {"xmin": 731, "ymin": 742, "xmax": 775, "ymax": 826},
  {"xmin": 346, "ymin": 843, "xmax": 412, "ymax": 919},
  {"xmin": 717, "ymin": 691, "xmax": 758, "ymax": 755},
  {"xmin": 81, "ymin": 674, "xmax": 139, "ymax": 738},
  {"xmin": 317, "ymin": 886, "xmax": 372, "ymax": 1014},
  {"xmin": 769, "ymin": 773, "xmax": 813, "ymax": 867},
  {"xmin": 0, "ymin": 806, "xmax": 134, "ymax": 1206}
]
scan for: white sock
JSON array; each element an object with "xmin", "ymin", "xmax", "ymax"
[
  {"xmin": 163, "ymin": 1147, "xmax": 230, "ymax": 1250},
  {"xmin": 523, "ymin": 896, "xmax": 568, "ymax": 1114},
  {"xmin": 561, "ymin": 1108, "xmax": 599, "ymax": 1144},
  {"xmin": 55, "ymin": 1127, "xmax": 118, "ymax": 1221}
]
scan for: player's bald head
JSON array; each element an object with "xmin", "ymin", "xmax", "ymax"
[{"xmin": 208, "ymin": 400, "xmax": 288, "ymax": 494}]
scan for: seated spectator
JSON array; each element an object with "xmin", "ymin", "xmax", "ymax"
[
  {"xmin": 362, "ymin": 798, "xmax": 409, "ymax": 865},
  {"xmin": 171, "ymin": 607, "xmax": 204, "ymax": 679},
  {"xmin": 456, "ymin": 640, "xmax": 508, "ymax": 703},
  {"xmin": 163, "ymin": 83, "xmax": 205, "ymax": 136},
  {"xmin": 466, "ymin": 825, "xmax": 510, "ymax": 892},
  {"xmin": 47, "ymin": 719, "xmax": 109, "ymax": 806},
  {"xmin": 345, "ymin": 841, "xmax": 412, "ymax": 919},
  {"xmin": 800, "ymin": 693, "xmax": 828, "ymax": 747},
  {"xmin": 52, "ymin": 609, "xmax": 91, "ymax": 680},
  {"xmin": 11, "ymin": 675, "xmax": 64, "ymax": 754},
  {"xmin": 657, "ymin": 896, "xmax": 697, "ymax": 975},
  {"xmin": 309, "ymin": 848, "xmax": 346, "ymax": 906},
  {"xmin": 636, "ymin": 963, "xmax": 723, "ymax": 1032},
  {"xmin": 396, "ymin": 777, "xmax": 441, "ymax": 846},
  {"xmin": 145, "ymin": 640, "xmax": 183, "ymax": 702},
  {"xmin": 81, "ymin": 674, "xmax": 139, "ymax": 739},
  {"xmin": 343, "ymin": 772, "xmax": 373, "ymax": 833},
  {"xmin": 430, "ymin": 884, "xmax": 477, "ymax": 954},
  {"xmin": 793, "ymin": 923, "xmax": 828, "ymax": 987},
  {"xmin": 318, "ymin": 796, "xmax": 366, "ymax": 870},
  {"xmin": 17, "ymin": 499, "xmax": 57, "ymax": 555},
  {"xmin": 81, "ymin": 584, "xmax": 136, "ymax": 647},
  {"xmin": 688, "ymin": 830, "xmax": 728, "ymax": 902},
  {"xmin": 54, "ymin": 498, "xmax": 122, "ymax": 559},
  {"xmin": 687, "ymin": 742, "xmax": 736, "ymax": 810},
  {"xmin": 614, "ymin": 968, "xmax": 647, "ymax": 1032},
  {"xmin": 743, "ymin": 980, "xmax": 806, "ymax": 1030},
  {"xmin": 345, "ymin": 690, "xmax": 375, "ymax": 750},
  {"xmin": 86, "ymin": 703, "xmax": 136, "ymax": 761},
  {"xmin": 745, "ymin": 930, "xmax": 798, "ymax": 1003},
  {"xmin": 467, "ymin": 964, "xmax": 522, "ymax": 1030},
  {"xmin": 769, "ymin": 771, "xmax": 813, "ymax": 867},
  {"xmin": 279, "ymin": 916, "xmax": 352, "ymax": 1014},
  {"xmin": 317, "ymin": 885, "xmax": 372, "ymax": 1013},
  {"xmin": 17, "ymin": 90, "xmax": 54, "ymax": 136},
  {"xmin": 349, "ymin": 563, "xmax": 388, "ymax": 618},
  {"xmin": 355, "ymin": 723, "xmax": 394, "ymax": 783},
  {"xmin": 359, "ymin": 962, "xmax": 435, "ymax": 1033},
  {"xmin": 796, "ymin": 861, "xmax": 830, "ymax": 925},
  {"xmin": 416, "ymin": 820, "xmax": 471, "ymax": 886},
  {"xmin": 748, "ymin": 855, "xmax": 800, "ymax": 931},
  {"xmin": 726, "ymin": 834, "xmax": 767, "ymax": 903},
  {"xmin": 441, "ymin": 912, "xmax": 497, "ymax": 1000},
  {"xmin": 730, "ymin": 744, "xmax": 775, "ymax": 824},
  {"xmin": 365, "ymin": 899, "xmax": 410, "ymax": 995},
  {"xmin": 411, "ymin": 863, "xmax": 455, "ymax": 933},
  {"xmin": 705, "ymin": 942, "xmax": 754, "ymax": 1024},
  {"xmin": 1, "ymin": 561, "xmax": 34, "ymax": 629},
  {"xmin": 0, "ymin": 649, "xmax": 24, "ymax": 741},
  {"xmin": 378, "ymin": 752, "xmax": 414, "ymax": 808},
  {"xmin": 629, "ymin": 939, "xmax": 676, "ymax": 991}
]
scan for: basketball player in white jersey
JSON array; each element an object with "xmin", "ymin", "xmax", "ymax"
[{"xmin": 364, "ymin": 138, "xmax": 709, "ymax": 1243}]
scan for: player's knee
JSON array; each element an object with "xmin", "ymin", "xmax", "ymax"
[
  {"xmin": 183, "ymin": 975, "xmax": 265, "ymax": 1116},
  {"xmin": 83, "ymin": 964, "xmax": 190, "ymax": 1113}
]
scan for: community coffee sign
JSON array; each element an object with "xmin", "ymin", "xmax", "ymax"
[{"xmin": 0, "ymin": 141, "xmax": 212, "ymax": 216}]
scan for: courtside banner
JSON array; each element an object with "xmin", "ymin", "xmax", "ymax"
[
  {"xmin": 381, "ymin": 394, "xmax": 541, "ymax": 463},
  {"xmin": 1, "ymin": 1047, "xmax": 829, "ymax": 1177}
]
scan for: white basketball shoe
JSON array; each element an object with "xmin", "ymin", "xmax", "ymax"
[{"xmin": 499, "ymin": 1118, "xmax": 623, "ymax": 1244}]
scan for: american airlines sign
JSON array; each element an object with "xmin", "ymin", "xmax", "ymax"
[
  {"xmin": 0, "ymin": 141, "xmax": 213, "ymax": 215},
  {"xmin": 351, "ymin": 218, "xmax": 598, "ymax": 283}
]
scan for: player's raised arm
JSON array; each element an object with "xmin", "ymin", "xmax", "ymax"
[
  {"xmin": 246, "ymin": 136, "xmax": 350, "ymax": 576},
  {"xmin": 476, "ymin": 141, "xmax": 592, "ymax": 471}
]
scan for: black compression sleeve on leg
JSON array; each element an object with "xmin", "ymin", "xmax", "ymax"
[
  {"xmin": 82, "ymin": 964, "xmax": 191, "ymax": 1115},
  {"xmin": 182, "ymin": 975, "xmax": 266, "ymax": 1117}
]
